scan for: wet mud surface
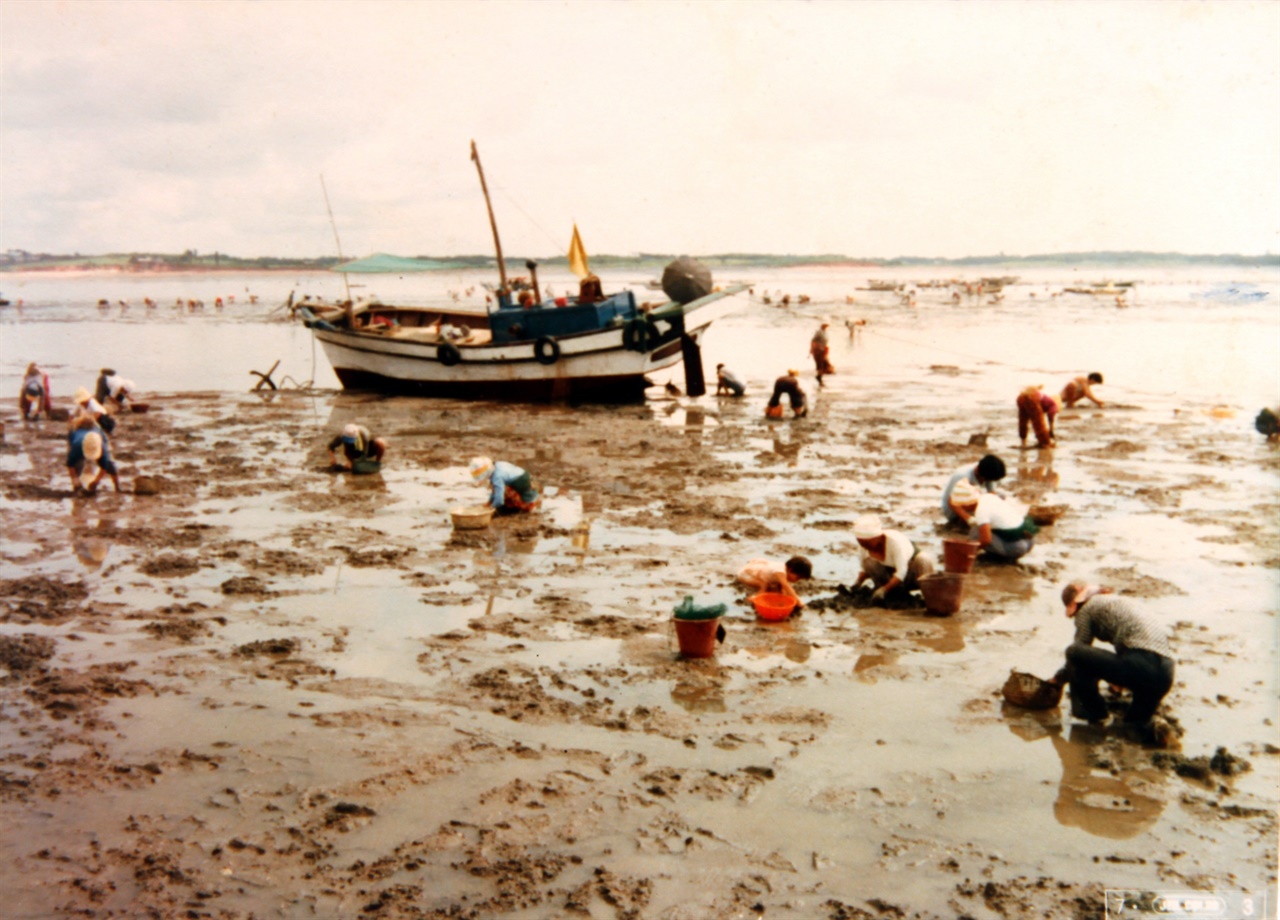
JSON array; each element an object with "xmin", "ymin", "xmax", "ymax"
[{"xmin": 1, "ymin": 378, "xmax": 1277, "ymax": 919}]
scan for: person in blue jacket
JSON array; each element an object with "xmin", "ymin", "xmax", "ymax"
[
  {"xmin": 469, "ymin": 456, "xmax": 540, "ymax": 513},
  {"xmin": 66, "ymin": 417, "xmax": 121, "ymax": 494}
]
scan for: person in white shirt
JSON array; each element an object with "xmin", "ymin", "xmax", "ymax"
[
  {"xmin": 851, "ymin": 514, "xmax": 935, "ymax": 602},
  {"xmin": 949, "ymin": 480, "xmax": 1036, "ymax": 561}
]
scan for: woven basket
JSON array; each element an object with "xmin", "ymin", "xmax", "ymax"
[{"xmin": 1001, "ymin": 669, "xmax": 1063, "ymax": 709}]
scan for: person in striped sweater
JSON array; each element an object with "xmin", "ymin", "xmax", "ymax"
[{"xmin": 1053, "ymin": 582, "xmax": 1176, "ymax": 731}]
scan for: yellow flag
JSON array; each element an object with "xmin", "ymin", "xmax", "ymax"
[{"xmin": 567, "ymin": 223, "xmax": 590, "ymax": 279}]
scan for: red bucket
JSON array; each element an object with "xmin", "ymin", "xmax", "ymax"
[
  {"xmin": 674, "ymin": 617, "xmax": 721, "ymax": 658},
  {"xmin": 919, "ymin": 573, "xmax": 965, "ymax": 616},
  {"xmin": 942, "ymin": 538, "xmax": 981, "ymax": 574}
]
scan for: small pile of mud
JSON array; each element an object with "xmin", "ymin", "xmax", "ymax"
[
  {"xmin": 808, "ymin": 584, "xmax": 923, "ymax": 613},
  {"xmin": 1152, "ymin": 745, "xmax": 1251, "ymax": 780},
  {"xmin": 0, "ymin": 634, "xmax": 57, "ymax": 675}
]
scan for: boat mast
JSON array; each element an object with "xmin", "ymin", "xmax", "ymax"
[
  {"xmin": 470, "ymin": 141, "xmax": 508, "ymax": 298},
  {"xmin": 319, "ymin": 174, "xmax": 353, "ymax": 324}
]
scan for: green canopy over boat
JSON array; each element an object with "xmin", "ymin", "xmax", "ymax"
[{"xmin": 332, "ymin": 253, "xmax": 461, "ymax": 273}]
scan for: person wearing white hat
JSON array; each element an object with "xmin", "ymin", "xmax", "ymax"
[
  {"xmin": 948, "ymin": 479, "xmax": 1037, "ymax": 561},
  {"xmin": 327, "ymin": 423, "xmax": 386, "ymax": 472},
  {"xmin": 65, "ymin": 416, "xmax": 120, "ymax": 493},
  {"xmin": 942, "ymin": 454, "xmax": 1006, "ymax": 526},
  {"xmin": 851, "ymin": 514, "xmax": 935, "ymax": 603},
  {"xmin": 469, "ymin": 455, "xmax": 540, "ymax": 513},
  {"xmin": 72, "ymin": 386, "xmax": 116, "ymax": 435}
]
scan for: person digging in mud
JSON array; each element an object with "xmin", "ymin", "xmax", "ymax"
[
  {"xmin": 766, "ymin": 369, "xmax": 807, "ymax": 419},
  {"xmin": 1016, "ymin": 384, "xmax": 1058, "ymax": 449},
  {"xmin": 96, "ymin": 370, "xmax": 137, "ymax": 412},
  {"xmin": 1051, "ymin": 581, "xmax": 1175, "ymax": 742},
  {"xmin": 328, "ymin": 423, "xmax": 387, "ymax": 473},
  {"xmin": 850, "ymin": 514, "xmax": 935, "ymax": 604},
  {"xmin": 941, "ymin": 453, "xmax": 1006, "ymax": 526},
  {"xmin": 66, "ymin": 417, "xmax": 121, "ymax": 494},
  {"xmin": 19, "ymin": 362, "xmax": 51, "ymax": 421},
  {"xmin": 469, "ymin": 456, "xmax": 541, "ymax": 513},
  {"xmin": 737, "ymin": 556, "xmax": 812, "ymax": 609},
  {"xmin": 947, "ymin": 479, "xmax": 1037, "ymax": 562},
  {"xmin": 72, "ymin": 386, "xmax": 116, "ymax": 436},
  {"xmin": 715, "ymin": 363, "xmax": 745, "ymax": 397},
  {"xmin": 1060, "ymin": 372, "xmax": 1105, "ymax": 408},
  {"xmin": 810, "ymin": 322, "xmax": 835, "ymax": 384}
]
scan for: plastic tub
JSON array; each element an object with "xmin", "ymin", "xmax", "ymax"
[{"xmin": 751, "ymin": 592, "xmax": 798, "ymax": 621}]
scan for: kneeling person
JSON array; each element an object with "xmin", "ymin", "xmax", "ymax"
[{"xmin": 852, "ymin": 515, "xmax": 935, "ymax": 602}]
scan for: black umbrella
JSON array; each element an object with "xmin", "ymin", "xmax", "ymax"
[{"xmin": 661, "ymin": 257, "xmax": 713, "ymax": 305}]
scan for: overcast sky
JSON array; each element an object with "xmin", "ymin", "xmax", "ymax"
[{"xmin": 2, "ymin": 1, "xmax": 1277, "ymax": 260}]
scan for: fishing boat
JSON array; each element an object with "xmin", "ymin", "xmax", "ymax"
[{"xmin": 297, "ymin": 143, "xmax": 748, "ymax": 402}]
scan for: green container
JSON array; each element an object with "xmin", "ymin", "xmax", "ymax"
[{"xmin": 672, "ymin": 595, "xmax": 727, "ymax": 621}]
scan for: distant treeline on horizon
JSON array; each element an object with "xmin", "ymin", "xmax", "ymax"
[{"xmin": 2, "ymin": 248, "xmax": 1276, "ymax": 273}]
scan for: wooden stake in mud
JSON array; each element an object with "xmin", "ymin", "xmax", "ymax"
[{"xmin": 470, "ymin": 141, "xmax": 508, "ymax": 299}]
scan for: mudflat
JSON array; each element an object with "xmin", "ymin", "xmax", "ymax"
[{"xmin": 0, "ymin": 380, "xmax": 1276, "ymax": 919}]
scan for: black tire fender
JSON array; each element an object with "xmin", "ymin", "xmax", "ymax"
[
  {"xmin": 623, "ymin": 317, "xmax": 659, "ymax": 352},
  {"xmin": 534, "ymin": 336, "xmax": 561, "ymax": 365},
  {"xmin": 438, "ymin": 342, "xmax": 462, "ymax": 366}
]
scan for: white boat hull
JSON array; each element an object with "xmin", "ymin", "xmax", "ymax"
[{"xmin": 309, "ymin": 285, "xmax": 746, "ymax": 401}]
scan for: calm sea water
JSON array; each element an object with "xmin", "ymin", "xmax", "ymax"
[{"xmin": 2, "ymin": 264, "xmax": 1277, "ymax": 410}]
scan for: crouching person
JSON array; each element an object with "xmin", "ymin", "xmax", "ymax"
[
  {"xmin": 66, "ymin": 417, "xmax": 121, "ymax": 494},
  {"xmin": 851, "ymin": 514, "xmax": 935, "ymax": 603},
  {"xmin": 329, "ymin": 423, "xmax": 386, "ymax": 473},
  {"xmin": 737, "ymin": 556, "xmax": 812, "ymax": 609},
  {"xmin": 948, "ymin": 479, "xmax": 1037, "ymax": 562},
  {"xmin": 1054, "ymin": 582, "xmax": 1175, "ymax": 737},
  {"xmin": 469, "ymin": 456, "xmax": 540, "ymax": 513}
]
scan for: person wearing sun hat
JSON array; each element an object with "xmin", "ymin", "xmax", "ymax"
[
  {"xmin": 327, "ymin": 423, "xmax": 386, "ymax": 473},
  {"xmin": 941, "ymin": 453, "xmax": 1006, "ymax": 526},
  {"xmin": 851, "ymin": 514, "xmax": 935, "ymax": 603},
  {"xmin": 72, "ymin": 386, "xmax": 116, "ymax": 435},
  {"xmin": 766, "ymin": 369, "xmax": 807, "ymax": 419},
  {"xmin": 948, "ymin": 478, "xmax": 1037, "ymax": 561},
  {"xmin": 469, "ymin": 455, "xmax": 541, "ymax": 513},
  {"xmin": 65, "ymin": 416, "xmax": 120, "ymax": 494}
]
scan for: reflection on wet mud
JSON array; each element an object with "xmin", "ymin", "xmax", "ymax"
[
  {"xmin": 854, "ymin": 651, "xmax": 897, "ymax": 681},
  {"xmin": 671, "ymin": 674, "xmax": 727, "ymax": 713},
  {"xmin": 1004, "ymin": 706, "xmax": 1166, "ymax": 839},
  {"xmin": 68, "ymin": 502, "xmax": 115, "ymax": 569},
  {"xmin": 1016, "ymin": 455, "xmax": 1059, "ymax": 494},
  {"xmin": 568, "ymin": 519, "xmax": 592, "ymax": 556}
]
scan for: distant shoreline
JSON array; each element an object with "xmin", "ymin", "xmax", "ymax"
[{"xmin": 2, "ymin": 250, "xmax": 1276, "ymax": 275}]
